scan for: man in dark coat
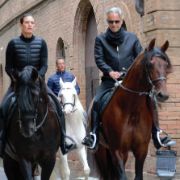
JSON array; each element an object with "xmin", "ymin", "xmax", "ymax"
[{"xmin": 82, "ymin": 7, "xmax": 173, "ymax": 150}]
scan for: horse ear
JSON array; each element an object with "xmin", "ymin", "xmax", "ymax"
[
  {"xmin": 72, "ymin": 77, "xmax": 77, "ymax": 87},
  {"xmin": 147, "ymin": 38, "xmax": 156, "ymax": 51},
  {"xmin": 161, "ymin": 40, "xmax": 169, "ymax": 52},
  {"xmin": 59, "ymin": 78, "xmax": 64, "ymax": 87}
]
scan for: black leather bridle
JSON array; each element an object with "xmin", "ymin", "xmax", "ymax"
[{"xmin": 116, "ymin": 48, "xmax": 168, "ymax": 97}]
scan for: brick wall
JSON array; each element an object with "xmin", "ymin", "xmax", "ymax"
[
  {"xmin": 0, "ymin": 0, "xmax": 180, "ymax": 178},
  {"xmin": 143, "ymin": 0, "xmax": 180, "ymax": 177}
]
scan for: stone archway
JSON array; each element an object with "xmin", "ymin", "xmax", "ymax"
[
  {"xmin": 85, "ymin": 8, "xmax": 98, "ymax": 109},
  {"xmin": 73, "ymin": 0, "xmax": 98, "ymax": 109},
  {"xmin": 73, "ymin": 0, "xmax": 99, "ymax": 177}
]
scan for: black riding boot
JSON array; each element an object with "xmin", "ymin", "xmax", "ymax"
[
  {"xmin": 152, "ymin": 123, "xmax": 175, "ymax": 149},
  {"xmin": 82, "ymin": 110, "xmax": 99, "ymax": 150},
  {"xmin": 151, "ymin": 106, "xmax": 175, "ymax": 149},
  {"xmin": 48, "ymin": 93, "xmax": 76, "ymax": 155},
  {"xmin": 59, "ymin": 110, "xmax": 76, "ymax": 155}
]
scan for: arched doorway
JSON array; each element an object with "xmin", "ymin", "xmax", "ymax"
[
  {"xmin": 73, "ymin": 1, "xmax": 99, "ymax": 177},
  {"xmin": 56, "ymin": 37, "xmax": 65, "ymax": 59},
  {"xmin": 73, "ymin": 0, "xmax": 99, "ymax": 109},
  {"xmin": 85, "ymin": 9, "xmax": 98, "ymax": 109}
]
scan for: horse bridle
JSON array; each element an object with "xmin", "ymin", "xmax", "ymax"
[
  {"xmin": 116, "ymin": 49, "xmax": 167, "ymax": 97},
  {"xmin": 60, "ymin": 94, "xmax": 77, "ymax": 112},
  {"xmin": 18, "ymin": 97, "xmax": 48, "ymax": 134}
]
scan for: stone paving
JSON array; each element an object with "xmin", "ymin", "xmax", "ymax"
[{"xmin": 1, "ymin": 157, "xmax": 180, "ymax": 180}]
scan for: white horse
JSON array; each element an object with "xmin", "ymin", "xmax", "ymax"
[{"xmin": 54, "ymin": 78, "xmax": 90, "ymax": 180}]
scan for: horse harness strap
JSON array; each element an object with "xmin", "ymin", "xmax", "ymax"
[
  {"xmin": 145, "ymin": 48, "xmax": 167, "ymax": 85},
  {"xmin": 61, "ymin": 95, "xmax": 77, "ymax": 112},
  {"xmin": 116, "ymin": 82, "xmax": 150, "ymax": 96},
  {"xmin": 152, "ymin": 76, "xmax": 166, "ymax": 83},
  {"xmin": 18, "ymin": 103, "xmax": 48, "ymax": 133},
  {"xmin": 34, "ymin": 105, "xmax": 48, "ymax": 132},
  {"xmin": 115, "ymin": 48, "xmax": 168, "ymax": 97}
]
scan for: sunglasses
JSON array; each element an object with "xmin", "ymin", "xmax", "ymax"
[{"xmin": 107, "ymin": 20, "xmax": 120, "ymax": 24}]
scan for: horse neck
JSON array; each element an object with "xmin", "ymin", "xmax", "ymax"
[
  {"xmin": 113, "ymin": 57, "xmax": 152, "ymax": 106},
  {"xmin": 123, "ymin": 58, "xmax": 151, "ymax": 93},
  {"xmin": 74, "ymin": 94, "xmax": 84, "ymax": 112}
]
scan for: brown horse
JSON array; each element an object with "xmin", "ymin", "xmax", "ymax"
[
  {"xmin": 3, "ymin": 66, "xmax": 60, "ymax": 180},
  {"xmin": 94, "ymin": 39, "xmax": 172, "ymax": 180}
]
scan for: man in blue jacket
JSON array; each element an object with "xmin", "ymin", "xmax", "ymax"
[{"xmin": 47, "ymin": 58, "xmax": 80, "ymax": 96}]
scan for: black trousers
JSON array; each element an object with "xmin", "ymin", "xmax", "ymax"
[{"xmin": 91, "ymin": 77, "xmax": 115, "ymax": 133}]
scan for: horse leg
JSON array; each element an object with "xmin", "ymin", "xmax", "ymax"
[
  {"xmin": 56, "ymin": 150, "xmax": 70, "ymax": 180},
  {"xmin": 40, "ymin": 156, "xmax": 56, "ymax": 180},
  {"xmin": 3, "ymin": 153, "xmax": 25, "ymax": 180},
  {"xmin": 76, "ymin": 146, "xmax": 90, "ymax": 179},
  {"xmin": 133, "ymin": 146, "xmax": 148, "ymax": 180},
  {"xmin": 114, "ymin": 151, "xmax": 128, "ymax": 180},
  {"xmin": 19, "ymin": 159, "xmax": 33, "ymax": 180}
]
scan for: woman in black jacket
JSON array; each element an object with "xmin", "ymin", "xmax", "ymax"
[
  {"xmin": 0, "ymin": 14, "xmax": 74, "ymax": 157},
  {"xmin": 82, "ymin": 7, "xmax": 173, "ymax": 150}
]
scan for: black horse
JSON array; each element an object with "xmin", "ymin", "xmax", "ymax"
[{"xmin": 3, "ymin": 66, "xmax": 60, "ymax": 180}]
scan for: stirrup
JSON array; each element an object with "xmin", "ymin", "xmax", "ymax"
[
  {"xmin": 61, "ymin": 135, "xmax": 77, "ymax": 154},
  {"xmin": 82, "ymin": 132, "xmax": 97, "ymax": 149},
  {"xmin": 157, "ymin": 130, "xmax": 176, "ymax": 147},
  {"xmin": 88, "ymin": 132, "xmax": 97, "ymax": 149},
  {"xmin": 65, "ymin": 142, "xmax": 77, "ymax": 152}
]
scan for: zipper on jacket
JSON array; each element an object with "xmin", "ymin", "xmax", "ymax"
[
  {"xmin": 117, "ymin": 46, "xmax": 119, "ymax": 60},
  {"xmin": 27, "ymin": 43, "xmax": 30, "ymax": 65}
]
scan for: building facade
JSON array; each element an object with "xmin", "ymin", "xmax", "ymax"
[{"xmin": 0, "ymin": 0, "xmax": 180, "ymax": 177}]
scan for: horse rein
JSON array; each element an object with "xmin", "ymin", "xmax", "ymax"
[
  {"xmin": 18, "ymin": 97, "xmax": 48, "ymax": 133},
  {"xmin": 115, "ymin": 50, "xmax": 167, "ymax": 97}
]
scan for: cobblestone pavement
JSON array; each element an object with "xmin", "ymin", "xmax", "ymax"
[
  {"xmin": 0, "ymin": 158, "xmax": 159, "ymax": 180},
  {"xmin": 1, "ymin": 157, "xmax": 180, "ymax": 180}
]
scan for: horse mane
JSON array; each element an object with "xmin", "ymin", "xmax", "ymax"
[
  {"xmin": 122, "ymin": 52, "xmax": 149, "ymax": 87},
  {"xmin": 74, "ymin": 93, "xmax": 84, "ymax": 112},
  {"xmin": 38, "ymin": 75, "xmax": 49, "ymax": 104},
  {"xmin": 16, "ymin": 66, "xmax": 49, "ymax": 112}
]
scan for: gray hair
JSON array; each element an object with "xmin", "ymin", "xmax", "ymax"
[{"xmin": 106, "ymin": 7, "xmax": 124, "ymax": 19}]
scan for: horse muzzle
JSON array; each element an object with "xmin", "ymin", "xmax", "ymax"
[
  {"xmin": 18, "ymin": 120, "xmax": 36, "ymax": 138},
  {"xmin": 20, "ymin": 128, "xmax": 35, "ymax": 138},
  {"xmin": 156, "ymin": 91, "xmax": 169, "ymax": 102}
]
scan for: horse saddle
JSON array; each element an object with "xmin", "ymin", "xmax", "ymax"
[
  {"xmin": 96, "ymin": 87, "xmax": 116, "ymax": 115},
  {"xmin": 91, "ymin": 86, "xmax": 118, "ymax": 149}
]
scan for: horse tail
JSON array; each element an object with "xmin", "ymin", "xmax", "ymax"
[{"xmin": 95, "ymin": 145, "xmax": 119, "ymax": 180}]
